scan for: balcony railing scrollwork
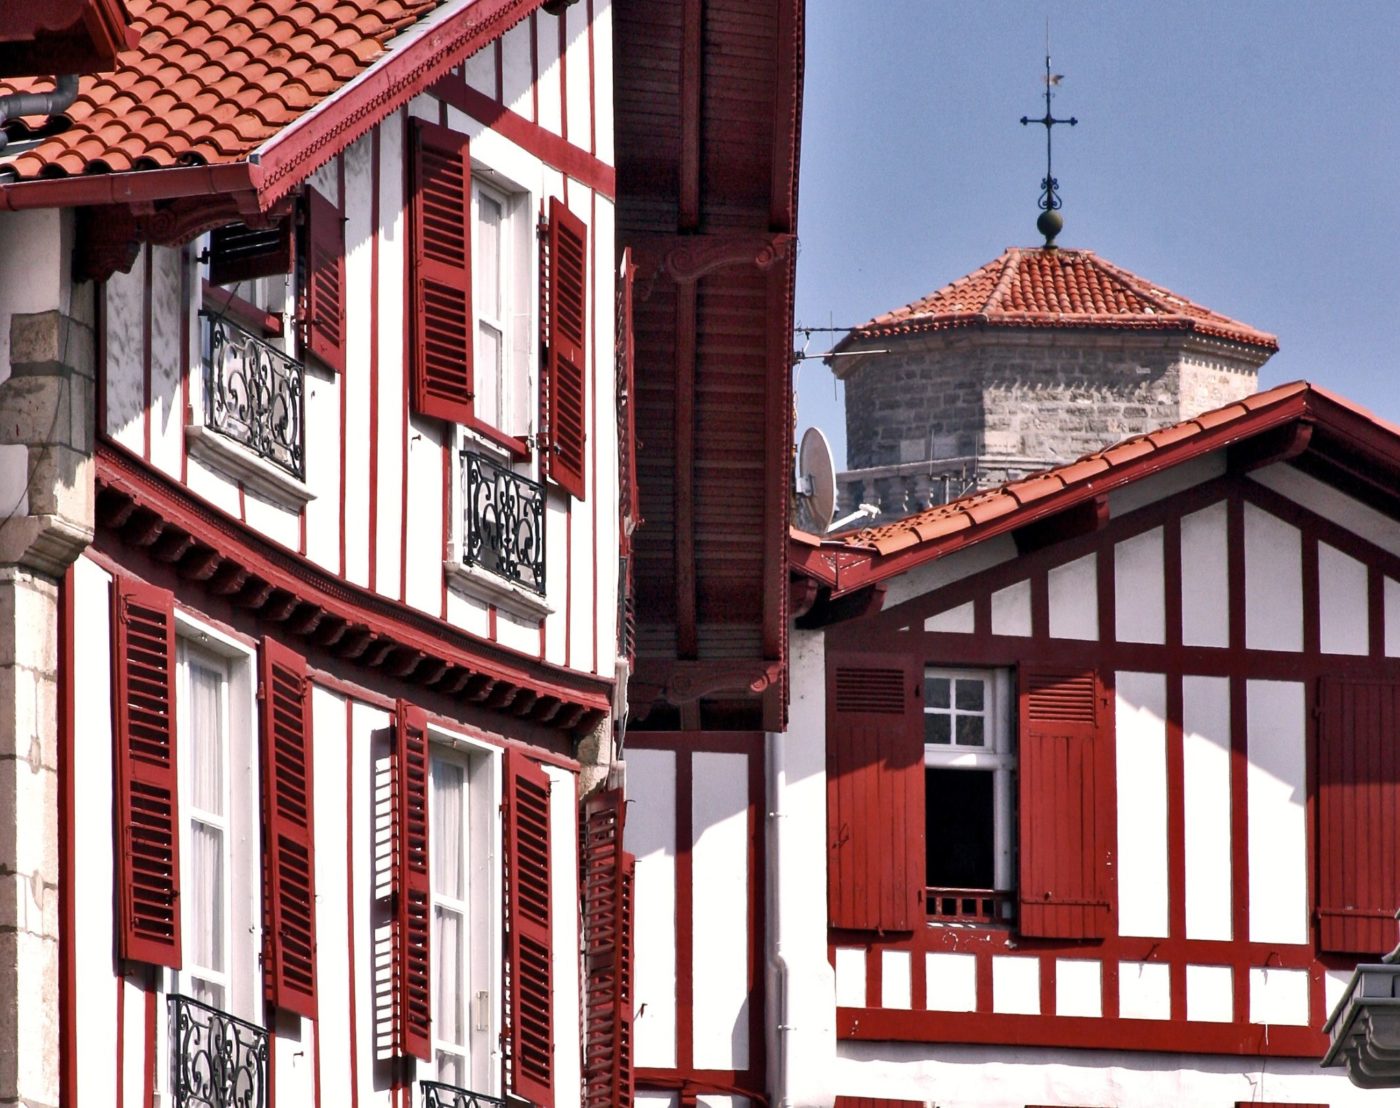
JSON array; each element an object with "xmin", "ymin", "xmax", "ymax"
[
  {"xmin": 168, "ymin": 993, "xmax": 269, "ymax": 1108},
  {"xmin": 462, "ymin": 450, "xmax": 546, "ymax": 595},
  {"xmin": 202, "ymin": 310, "xmax": 305, "ymax": 480},
  {"xmin": 421, "ymin": 1081, "xmax": 505, "ymax": 1108}
]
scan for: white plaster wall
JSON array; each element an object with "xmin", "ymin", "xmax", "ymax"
[
  {"xmin": 989, "ymin": 578, "xmax": 1030, "ymax": 636},
  {"xmin": 464, "ymin": 43, "xmax": 494, "ymax": 97},
  {"xmin": 404, "ymin": 415, "xmax": 446, "ymax": 616},
  {"xmin": 0, "ymin": 207, "xmax": 66, "ymax": 383},
  {"xmin": 925, "ymin": 600, "xmax": 973, "ymax": 632},
  {"xmin": 1106, "ymin": 454, "xmax": 1225, "ymax": 520},
  {"xmin": 1047, "ymin": 553, "xmax": 1097, "ymax": 640},
  {"xmin": 148, "ymin": 245, "xmax": 184, "ymax": 480},
  {"xmin": 242, "ymin": 486, "xmax": 299, "ymax": 549},
  {"xmin": 1182, "ymin": 674, "xmax": 1232, "ymax": 941},
  {"xmin": 105, "ymin": 262, "xmax": 146, "ymax": 454},
  {"xmin": 592, "ymin": 0, "xmax": 614, "ymax": 166},
  {"xmin": 545, "ymin": 765, "xmax": 582, "ymax": 1108},
  {"xmin": 691, "ymin": 750, "xmax": 750, "ymax": 1070},
  {"xmin": 1055, "ymin": 959, "xmax": 1101, "ymax": 1018},
  {"xmin": 373, "ymin": 109, "xmax": 407, "ymax": 599},
  {"xmin": 833, "ymin": 948, "xmax": 865, "ymax": 1008},
  {"xmin": 311, "ymin": 686, "xmax": 353, "ymax": 1108},
  {"xmin": 1245, "ymin": 679, "xmax": 1308, "ymax": 945},
  {"xmin": 1114, "ymin": 671, "xmax": 1169, "ymax": 938},
  {"xmin": 925, "ymin": 952, "xmax": 976, "ymax": 1013},
  {"xmin": 341, "ymin": 131, "xmax": 375, "ymax": 588},
  {"xmin": 501, "ymin": 19, "xmax": 533, "ymax": 119},
  {"xmin": 1252, "ymin": 462, "xmax": 1400, "ymax": 560},
  {"xmin": 832, "ymin": 1040, "xmax": 1380, "ymax": 1108},
  {"xmin": 991, "ymin": 957, "xmax": 1039, "ymax": 1015},
  {"xmin": 881, "ymin": 950, "xmax": 911, "ymax": 1009},
  {"xmin": 628, "ymin": 747, "xmax": 678, "ymax": 1068},
  {"xmin": 1244, "ymin": 502, "xmax": 1302, "ymax": 652},
  {"xmin": 1180, "ymin": 499, "xmax": 1229, "ymax": 648},
  {"xmin": 590, "ymin": 195, "xmax": 619, "ymax": 675},
  {"xmin": 1319, "ymin": 541, "xmax": 1368, "ymax": 654},
  {"xmin": 535, "ymin": 13, "xmax": 563, "ymax": 136},
  {"xmin": 1387, "ymin": 577, "xmax": 1400, "ymax": 657},
  {"xmin": 350, "ymin": 700, "xmax": 392, "ymax": 1108},
  {"xmin": 1185, "ymin": 963, "xmax": 1233, "ymax": 1023},
  {"xmin": 1114, "ymin": 527, "xmax": 1164, "ymax": 643},
  {"xmin": 881, "ymin": 534, "xmax": 1017, "ymax": 609},
  {"xmin": 303, "ymin": 366, "xmax": 345, "ymax": 576},
  {"xmin": 1117, "ymin": 960, "xmax": 1170, "ymax": 1020},
  {"xmin": 1249, "ymin": 966, "xmax": 1310, "ymax": 1026},
  {"xmin": 563, "ymin": 1, "xmax": 592, "ymax": 151}
]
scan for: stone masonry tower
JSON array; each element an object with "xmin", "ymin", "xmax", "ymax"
[{"xmin": 830, "ymin": 245, "xmax": 1278, "ymax": 518}]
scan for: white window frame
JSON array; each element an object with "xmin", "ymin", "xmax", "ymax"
[
  {"xmin": 470, "ymin": 172, "xmax": 533, "ymax": 446},
  {"xmin": 426, "ymin": 726, "xmax": 503, "ymax": 1097},
  {"xmin": 923, "ymin": 667, "xmax": 1016, "ymax": 896},
  {"xmin": 170, "ymin": 616, "xmax": 261, "ymax": 1022}
]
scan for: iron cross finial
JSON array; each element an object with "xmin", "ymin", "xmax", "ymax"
[{"xmin": 1020, "ymin": 50, "xmax": 1077, "ymax": 247}]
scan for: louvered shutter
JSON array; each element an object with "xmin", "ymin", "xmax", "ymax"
[
  {"xmin": 111, "ymin": 576, "xmax": 182, "ymax": 968},
  {"xmin": 542, "ymin": 196, "xmax": 588, "ymax": 500},
  {"xmin": 1317, "ymin": 678, "xmax": 1400, "ymax": 954},
  {"xmin": 410, "ymin": 121, "xmax": 474, "ymax": 423},
  {"xmin": 833, "ymin": 1098, "xmax": 926, "ymax": 1108},
  {"xmin": 505, "ymin": 750, "xmax": 553, "ymax": 1105},
  {"xmin": 207, "ymin": 220, "xmax": 292, "ymax": 287},
  {"xmin": 393, "ymin": 701, "xmax": 432, "ymax": 1059},
  {"xmin": 582, "ymin": 788, "xmax": 634, "ymax": 1108},
  {"xmin": 259, "ymin": 637, "xmax": 318, "ymax": 1018},
  {"xmin": 302, "ymin": 187, "xmax": 345, "ymax": 373},
  {"xmin": 1018, "ymin": 668, "xmax": 1112, "ymax": 939},
  {"xmin": 826, "ymin": 653, "xmax": 924, "ymax": 932}
]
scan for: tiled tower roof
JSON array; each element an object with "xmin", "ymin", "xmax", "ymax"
[{"xmin": 838, "ymin": 246, "xmax": 1278, "ymax": 353}]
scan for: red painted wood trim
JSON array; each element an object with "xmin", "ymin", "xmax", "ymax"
[
  {"xmin": 200, "ymin": 279, "xmax": 284, "ymax": 338},
  {"xmin": 368, "ymin": 125, "xmax": 381, "ymax": 592},
  {"xmin": 114, "ymin": 973, "xmax": 123, "ymax": 1108},
  {"xmin": 58, "ymin": 564, "xmax": 76, "ymax": 1108},
  {"xmin": 675, "ymin": 749, "xmax": 694, "ymax": 1072},
  {"xmin": 678, "ymin": 0, "xmax": 702, "ymax": 229},
  {"xmin": 768, "ymin": 0, "xmax": 801, "ymax": 231},
  {"xmin": 142, "ymin": 982, "xmax": 156, "ymax": 1108},
  {"xmin": 761, "ymin": 268, "xmax": 788, "ymax": 667},
  {"xmin": 1164, "ymin": 670, "xmax": 1187, "ymax": 1023},
  {"xmin": 494, "ymin": 38, "xmax": 503, "ymax": 103},
  {"xmin": 141, "ymin": 244, "xmax": 152, "ymax": 459},
  {"xmin": 0, "ymin": 162, "xmax": 260, "ymax": 213},
  {"xmin": 441, "ymin": 439, "xmax": 451, "ymax": 620},
  {"xmin": 674, "ymin": 283, "xmax": 697, "ymax": 657},
  {"xmin": 589, "ymin": 187, "xmax": 598, "ymax": 674},
  {"xmin": 1226, "ymin": 489, "xmax": 1252, "ymax": 1031},
  {"xmin": 336, "ymin": 156, "xmax": 348, "ymax": 578}
]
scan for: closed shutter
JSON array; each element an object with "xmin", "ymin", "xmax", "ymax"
[
  {"xmin": 833, "ymin": 1098, "xmax": 925, "ymax": 1107},
  {"xmin": 111, "ymin": 576, "xmax": 182, "ymax": 968},
  {"xmin": 541, "ymin": 196, "xmax": 588, "ymax": 499},
  {"xmin": 393, "ymin": 701, "xmax": 432, "ymax": 1059},
  {"xmin": 826, "ymin": 653, "xmax": 924, "ymax": 932},
  {"xmin": 582, "ymin": 788, "xmax": 634, "ymax": 1108},
  {"xmin": 207, "ymin": 219, "xmax": 292, "ymax": 287},
  {"xmin": 505, "ymin": 750, "xmax": 553, "ymax": 1105},
  {"xmin": 259, "ymin": 637, "xmax": 318, "ymax": 1018},
  {"xmin": 410, "ymin": 121, "xmax": 474, "ymax": 423},
  {"xmin": 302, "ymin": 187, "xmax": 345, "ymax": 373},
  {"xmin": 1018, "ymin": 668, "xmax": 1112, "ymax": 939},
  {"xmin": 1317, "ymin": 678, "xmax": 1400, "ymax": 954}
]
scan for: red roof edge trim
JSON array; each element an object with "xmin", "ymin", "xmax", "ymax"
[
  {"xmin": 251, "ymin": 0, "xmax": 546, "ymax": 210},
  {"xmin": 0, "ymin": 160, "xmax": 260, "ymax": 212}
]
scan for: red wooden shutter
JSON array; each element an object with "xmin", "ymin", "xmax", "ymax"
[
  {"xmin": 505, "ymin": 750, "xmax": 553, "ymax": 1104},
  {"xmin": 259, "ymin": 637, "xmax": 318, "ymax": 1018},
  {"xmin": 542, "ymin": 196, "xmax": 588, "ymax": 499},
  {"xmin": 1317, "ymin": 678, "xmax": 1400, "ymax": 954},
  {"xmin": 302, "ymin": 186, "xmax": 345, "ymax": 373},
  {"xmin": 1018, "ymin": 668, "xmax": 1112, "ymax": 939},
  {"xmin": 410, "ymin": 120, "xmax": 474, "ymax": 423},
  {"xmin": 393, "ymin": 700, "xmax": 432, "ymax": 1059},
  {"xmin": 826, "ymin": 652, "xmax": 924, "ymax": 932},
  {"xmin": 208, "ymin": 219, "xmax": 292, "ymax": 287},
  {"xmin": 582, "ymin": 788, "xmax": 634, "ymax": 1108},
  {"xmin": 111, "ymin": 576, "xmax": 182, "ymax": 968},
  {"xmin": 833, "ymin": 1098, "xmax": 925, "ymax": 1108}
]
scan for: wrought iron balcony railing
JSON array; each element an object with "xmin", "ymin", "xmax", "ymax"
[
  {"xmin": 421, "ymin": 1081, "xmax": 505, "ymax": 1108},
  {"xmin": 462, "ymin": 450, "xmax": 546, "ymax": 595},
  {"xmin": 168, "ymin": 993, "xmax": 269, "ymax": 1108},
  {"xmin": 202, "ymin": 311, "xmax": 305, "ymax": 480}
]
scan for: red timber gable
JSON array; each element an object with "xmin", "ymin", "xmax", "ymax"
[{"xmin": 800, "ymin": 382, "xmax": 1400, "ymax": 1060}]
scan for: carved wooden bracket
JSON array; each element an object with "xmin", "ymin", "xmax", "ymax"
[
  {"xmin": 632, "ymin": 231, "xmax": 795, "ymax": 299},
  {"xmin": 629, "ymin": 657, "xmax": 784, "ymax": 708}
]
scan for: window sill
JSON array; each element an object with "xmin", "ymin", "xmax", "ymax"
[
  {"xmin": 186, "ymin": 425, "xmax": 315, "ymax": 510},
  {"xmin": 444, "ymin": 556, "xmax": 553, "ymax": 622}
]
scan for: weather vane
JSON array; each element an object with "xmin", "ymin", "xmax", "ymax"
[{"xmin": 1020, "ymin": 28, "xmax": 1076, "ymax": 248}]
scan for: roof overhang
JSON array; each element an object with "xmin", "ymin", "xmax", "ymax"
[
  {"xmin": 791, "ymin": 383, "xmax": 1400, "ymax": 599},
  {"xmin": 0, "ymin": 0, "xmax": 137, "ymax": 77}
]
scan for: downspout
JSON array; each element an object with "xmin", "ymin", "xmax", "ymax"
[
  {"xmin": 766, "ymin": 728, "xmax": 794, "ymax": 1107},
  {"xmin": 0, "ymin": 75, "xmax": 79, "ymax": 153}
]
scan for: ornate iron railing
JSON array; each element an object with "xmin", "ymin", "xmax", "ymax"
[
  {"xmin": 168, "ymin": 993, "xmax": 269, "ymax": 1108},
  {"xmin": 202, "ymin": 311, "xmax": 305, "ymax": 480},
  {"xmin": 462, "ymin": 450, "xmax": 546, "ymax": 594},
  {"xmin": 421, "ymin": 1081, "xmax": 505, "ymax": 1108}
]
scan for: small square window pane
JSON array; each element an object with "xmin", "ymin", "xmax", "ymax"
[
  {"xmin": 925, "ymin": 713, "xmax": 951, "ymax": 745},
  {"xmin": 955, "ymin": 715, "xmax": 986, "ymax": 747},
  {"xmin": 955, "ymin": 679, "xmax": 985, "ymax": 712},
  {"xmin": 926, "ymin": 676, "xmax": 951, "ymax": 709}
]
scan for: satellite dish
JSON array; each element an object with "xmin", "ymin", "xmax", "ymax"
[{"xmin": 795, "ymin": 427, "xmax": 837, "ymax": 533}]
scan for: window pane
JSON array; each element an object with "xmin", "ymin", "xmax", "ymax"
[
  {"xmin": 437, "ymin": 1050, "xmax": 466, "ymax": 1089},
  {"xmin": 476, "ymin": 323, "xmax": 502, "ymax": 425},
  {"xmin": 190, "ymin": 821, "xmax": 224, "ymax": 973},
  {"xmin": 955, "ymin": 714, "xmax": 986, "ymax": 747},
  {"xmin": 925, "ymin": 713, "xmax": 951, "ymax": 745},
  {"xmin": 191, "ymin": 978, "xmax": 226, "ymax": 1012},
  {"xmin": 434, "ymin": 905, "xmax": 464, "ymax": 1048},
  {"xmin": 955, "ymin": 678, "xmax": 984, "ymax": 712},
  {"xmin": 926, "ymin": 676, "xmax": 951, "ymax": 709},
  {"xmin": 187, "ymin": 661, "xmax": 224, "ymax": 814},
  {"xmin": 432, "ymin": 760, "xmax": 465, "ymax": 900},
  {"xmin": 476, "ymin": 193, "xmax": 503, "ymax": 317},
  {"xmin": 925, "ymin": 768, "xmax": 996, "ymax": 890}
]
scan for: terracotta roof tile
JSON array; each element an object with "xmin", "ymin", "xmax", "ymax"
[
  {"xmin": 0, "ymin": 0, "xmax": 445, "ymax": 181},
  {"xmin": 840, "ymin": 380, "xmax": 1313, "ymax": 555},
  {"xmin": 841, "ymin": 246, "xmax": 1278, "ymax": 353}
]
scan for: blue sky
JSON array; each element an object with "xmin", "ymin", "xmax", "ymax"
[{"xmin": 793, "ymin": 1, "xmax": 1400, "ymax": 468}]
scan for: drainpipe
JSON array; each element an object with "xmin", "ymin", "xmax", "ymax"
[
  {"xmin": 766, "ymin": 728, "xmax": 795, "ymax": 1107},
  {"xmin": 0, "ymin": 75, "xmax": 79, "ymax": 153}
]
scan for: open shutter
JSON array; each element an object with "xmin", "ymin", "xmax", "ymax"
[
  {"xmin": 111, "ymin": 576, "xmax": 182, "ymax": 968},
  {"xmin": 582, "ymin": 788, "xmax": 634, "ymax": 1108},
  {"xmin": 302, "ymin": 186, "xmax": 345, "ymax": 373},
  {"xmin": 393, "ymin": 701, "xmax": 432, "ymax": 1059},
  {"xmin": 505, "ymin": 750, "xmax": 553, "ymax": 1105},
  {"xmin": 541, "ymin": 196, "xmax": 588, "ymax": 499},
  {"xmin": 834, "ymin": 1099, "xmax": 925, "ymax": 1108},
  {"xmin": 207, "ymin": 219, "xmax": 292, "ymax": 287},
  {"xmin": 260, "ymin": 637, "xmax": 318, "ymax": 1018},
  {"xmin": 1018, "ymin": 668, "xmax": 1112, "ymax": 939},
  {"xmin": 826, "ymin": 652, "xmax": 924, "ymax": 932},
  {"xmin": 1317, "ymin": 678, "xmax": 1400, "ymax": 954},
  {"xmin": 410, "ymin": 120, "xmax": 474, "ymax": 423}
]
